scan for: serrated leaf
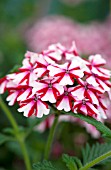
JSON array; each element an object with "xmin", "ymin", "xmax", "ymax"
[
  {"xmin": 73, "ymin": 157, "xmax": 83, "ymax": 168},
  {"xmin": 33, "ymin": 160, "xmax": 58, "ymax": 170},
  {"xmin": 62, "ymin": 154, "xmax": 82, "ymax": 170},
  {"xmin": 82, "ymin": 143, "xmax": 111, "ymax": 166}
]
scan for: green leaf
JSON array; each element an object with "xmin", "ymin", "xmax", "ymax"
[
  {"xmin": 68, "ymin": 113, "xmax": 111, "ymax": 138},
  {"xmin": 0, "ymin": 133, "xmax": 13, "ymax": 145},
  {"xmin": 73, "ymin": 157, "xmax": 83, "ymax": 168},
  {"xmin": 62, "ymin": 154, "xmax": 82, "ymax": 170},
  {"xmin": 3, "ymin": 126, "xmax": 26, "ymax": 139},
  {"xmin": 33, "ymin": 160, "xmax": 58, "ymax": 170},
  {"xmin": 3, "ymin": 127, "xmax": 15, "ymax": 135},
  {"xmin": 82, "ymin": 143, "xmax": 111, "ymax": 165}
]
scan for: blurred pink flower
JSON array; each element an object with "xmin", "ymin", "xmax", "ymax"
[
  {"xmin": 25, "ymin": 16, "xmax": 76, "ymax": 52},
  {"xmin": 35, "ymin": 114, "xmax": 101, "ymax": 138},
  {"xmin": 52, "ymin": 142, "xmax": 63, "ymax": 158},
  {"xmin": 25, "ymin": 16, "xmax": 111, "ymax": 68}
]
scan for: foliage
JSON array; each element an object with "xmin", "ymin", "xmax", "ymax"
[
  {"xmin": 62, "ymin": 154, "xmax": 82, "ymax": 170},
  {"xmin": 33, "ymin": 142, "xmax": 111, "ymax": 170},
  {"xmin": 33, "ymin": 160, "xmax": 58, "ymax": 170},
  {"xmin": 82, "ymin": 143, "xmax": 111, "ymax": 165},
  {"xmin": 0, "ymin": 133, "xmax": 13, "ymax": 145}
]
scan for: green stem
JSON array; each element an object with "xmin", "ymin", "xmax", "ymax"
[
  {"xmin": 19, "ymin": 139, "xmax": 31, "ymax": 170},
  {"xmin": 0, "ymin": 97, "xmax": 31, "ymax": 170},
  {"xmin": 80, "ymin": 150, "xmax": 111, "ymax": 170},
  {"xmin": 44, "ymin": 115, "xmax": 59, "ymax": 160}
]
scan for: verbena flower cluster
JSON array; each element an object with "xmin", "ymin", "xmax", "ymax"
[{"xmin": 0, "ymin": 43, "xmax": 111, "ymax": 119}]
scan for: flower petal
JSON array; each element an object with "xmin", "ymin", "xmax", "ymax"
[
  {"xmin": 6, "ymin": 91, "xmax": 19, "ymax": 106},
  {"xmin": 59, "ymin": 74, "xmax": 73, "ymax": 85},
  {"xmin": 86, "ymin": 76, "xmax": 99, "ymax": 87},
  {"xmin": 36, "ymin": 100, "xmax": 50, "ymax": 118},
  {"xmin": 41, "ymin": 88, "xmax": 56, "ymax": 103},
  {"xmin": 57, "ymin": 96, "xmax": 71, "ymax": 112}
]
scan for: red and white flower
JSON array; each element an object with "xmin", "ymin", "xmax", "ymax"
[
  {"xmin": 13, "ymin": 58, "xmax": 38, "ymax": 86},
  {"xmin": 0, "ymin": 42, "xmax": 111, "ymax": 120},
  {"xmin": 71, "ymin": 78, "xmax": 104, "ymax": 105},
  {"xmin": 32, "ymin": 77, "xmax": 64, "ymax": 103},
  {"xmin": 88, "ymin": 54, "xmax": 106, "ymax": 67},
  {"xmin": 6, "ymin": 85, "xmax": 32, "ymax": 106},
  {"xmin": 96, "ymin": 94, "xmax": 107, "ymax": 119},
  {"xmin": 18, "ymin": 94, "xmax": 50, "ymax": 118},
  {"xmin": 84, "ymin": 55, "xmax": 111, "ymax": 91},
  {"xmin": 56, "ymin": 87, "xmax": 75, "ymax": 112},
  {"xmin": 0, "ymin": 73, "xmax": 16, "ymax": 94},
  {"xmin": 42, "ymin": 41, "xmax": 78, "ymax": 62},
  {"xmin": 42, "ymin": 44, "xmax": 62, "ymax": 61},
  {"xmin": 73, "ymin": 98, "xmax": 101, "ymax": 118},
  {"xmin": 32, "ymin": 54, "xmax": 54, "ymax": 78},
  {"xmin": 25, "ymin": 51, "xmax": 39, "ymax": 64},
  {"xmin": 53, "ymin": 41, "xmax": 78, "ymax": 60},
  {"xmin": 0, "ymin": 77, "xmax": 8, "ymax": 94},
  {"xmin": 88, "ymin": 55, "xmax": 110, "ymax": 78},
  {"xmin": 105, "ymin": 80, "xmax": 111, "ymax": 100},
  {"xmin": 48, "ymin": 61, "xmax": 84, "ymax": 86}
]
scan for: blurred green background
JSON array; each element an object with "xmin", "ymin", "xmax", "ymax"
[{"xmin": 0, "ymin": 0, "xmax": 110, "ymax": 169}]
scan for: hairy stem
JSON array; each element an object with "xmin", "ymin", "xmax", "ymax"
[
  {"xmin": 44, "ymin": 115, "xmax": 59, "ymax": 160},
  {"xmin": 0, "ymin": 97, "xmax": 31, "ymax": 170},
  {"xmin": 80, "ymin": 150, "xmax": 111, "ymax": 170}
]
